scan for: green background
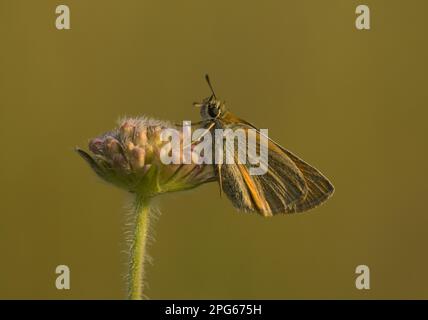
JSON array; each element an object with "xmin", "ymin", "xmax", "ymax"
[{"xmin": 1, "ymin": 0, "xmax": 427, "ymax": 299}]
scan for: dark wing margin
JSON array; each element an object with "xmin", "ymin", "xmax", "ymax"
[{"xmin": 279, "ymin": 147, "xmax": 334, "ymax": 213}]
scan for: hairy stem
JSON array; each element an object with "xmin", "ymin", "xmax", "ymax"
[{"xmin": 128, "ymin": 195, "xmax": 151, "ymax": 300}]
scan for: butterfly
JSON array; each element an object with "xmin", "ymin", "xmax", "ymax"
[{"xmin": 192, "ymin": 75, "xmax": 334, "ymax": 217}]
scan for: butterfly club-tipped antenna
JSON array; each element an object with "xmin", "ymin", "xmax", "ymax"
[
  {"xmin": 205, "ymin": 74, "xmax": 217, "ymax": 100},
  {"xmin": 194, "ymin": 74, "xmax": 216, "ymax": 108}
]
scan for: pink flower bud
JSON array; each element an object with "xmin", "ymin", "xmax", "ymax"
[{"xmin": 77, "ymin": 117, "xmax": 216, "ymax": 195}]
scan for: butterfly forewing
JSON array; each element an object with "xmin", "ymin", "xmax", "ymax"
[{"xmin": 211, "ymin": 115, "xmax": 334, "ymax": 216}]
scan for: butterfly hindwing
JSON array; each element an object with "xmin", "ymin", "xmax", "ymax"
[
  {"xmin": 211, "ymin": 116, "xmax": 334, "ymax": 216},
  {"xmin": 213, "ymin": 120, "xmax": 307, "ymax": 216}
]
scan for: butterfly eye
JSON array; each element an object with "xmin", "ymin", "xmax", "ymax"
[{"xmin": 208, "ymin": 105, "xmax": 220, "ymax": 118}]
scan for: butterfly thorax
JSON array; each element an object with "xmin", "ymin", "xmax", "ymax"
[{"xmin": 198, "ymin": 96, "xmax": 228, "ymax": 122}]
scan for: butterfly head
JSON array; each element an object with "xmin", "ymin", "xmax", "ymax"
[{"xmin": 194, "ymin": 75, "xmax": 227, "ymax": 121}]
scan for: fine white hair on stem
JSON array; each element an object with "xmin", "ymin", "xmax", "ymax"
[
  {"xmin": 78, "ymin": 115, "xmax": 217, "ymax": 299},
  {"xmin": 121, "ymin": 195, "xmax": 162, "ymax": 300}
]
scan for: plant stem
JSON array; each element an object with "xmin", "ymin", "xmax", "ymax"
[{"xmin": 128, "ymin": 195, "xmax": 151, "ymax": 300}]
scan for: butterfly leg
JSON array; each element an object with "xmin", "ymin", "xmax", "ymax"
[
  {"xmin": 183, "ymin": 121, "xmax": 215, "ymax": 149},
  {"xmin": 173, "ymin": 120, "xmax": 206, "ymax": 127},
  {"xmin": 217, "ymin": 163, "xmax": 223, "ymax": 197}
]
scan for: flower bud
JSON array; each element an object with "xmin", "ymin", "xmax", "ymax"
[{"xmin": 77, "ymin": 117, "xmax": 216, "ymax": 196}]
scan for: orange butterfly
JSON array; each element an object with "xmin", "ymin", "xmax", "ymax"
[{"xmin": 193, "ymin": 75, "xmax": 334, "ymax": 217}]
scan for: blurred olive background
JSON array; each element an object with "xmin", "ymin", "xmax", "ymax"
[{"xmin": 0, "ymin": 0, "xmax": 427, "ymax": 299}]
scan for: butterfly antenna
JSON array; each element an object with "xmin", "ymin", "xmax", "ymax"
[{"xmin": 205, "ymin": 74, "xmax": 217, "ymax": 99}]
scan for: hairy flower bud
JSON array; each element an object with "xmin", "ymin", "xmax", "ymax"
[{"xmin": 77, "ymin": 117, "xmax": 216, "ymax": 197}]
